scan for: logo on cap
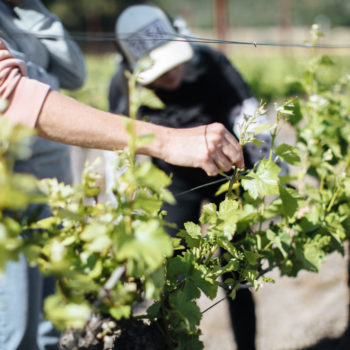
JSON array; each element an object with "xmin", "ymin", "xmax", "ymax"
[{"xmin": 125, "ymin": 19, "xmax": 172, "ymax": 60}]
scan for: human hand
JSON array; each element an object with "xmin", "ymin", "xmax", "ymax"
[{"xmin": 162, "ymin": 122, "xmax": 244, "ymax": 176}]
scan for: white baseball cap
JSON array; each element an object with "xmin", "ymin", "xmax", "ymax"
[{"xmin": 115, "ymin": 5, "xmax": 194, "ymax": 85}]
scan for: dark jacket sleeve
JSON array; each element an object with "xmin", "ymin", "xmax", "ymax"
[
  {"xmin": 108, "ymin": 60, "xmax": 130, "ymax": 116},
  {"xmin": 212, "ymin": 49, "xmax": 252, "ymax": 102},
  {"xmin": 204, "ymin": 47, "xmax": 253, "ymax": 130}
]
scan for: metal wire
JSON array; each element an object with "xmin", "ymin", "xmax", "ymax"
[
  {"xmin": 174, "ymin": 177, "xmax": 229, "ymax": 198},
  {"xmin": 202, "ymin": 296, "xmax": 228, "ymax": 314},
  {"xmin": 174, "ymin": 169, "xmax": 251, "ymax": 198},
  {"xmin": 201, "ymin": 283, "xmax": 253, "ymax": 314},
  {"xmin": 6, "ymin": 30, "xmax": 350, "ymax": 49}
]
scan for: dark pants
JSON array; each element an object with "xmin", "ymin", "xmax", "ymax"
[{"xmin": 162, "ymin": 168, "xmax": 256, "ymax": 350}]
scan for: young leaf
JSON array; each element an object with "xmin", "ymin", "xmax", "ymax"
[
  {"xmin": 274, "ymin": 144, "xmax": 301, "ymax": 166},
  {"xmin": 169, "ymin": 291, "xmax": 202, "ymax": 332},
  {"xmin": 242, "ymin": 159, "xmax": 281, "ymax": 199}
]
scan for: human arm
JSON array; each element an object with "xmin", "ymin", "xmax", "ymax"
[
  {"xmin": 12, "ymin": 0, "xmax": 86, "ymax": 89},
  {"xmin": 0, "ymin": 39, "xmax": 243, "ymax": 175},
  {"xmin": 37, "ymin": 91, "xmax": 244, "ymax": 176}
]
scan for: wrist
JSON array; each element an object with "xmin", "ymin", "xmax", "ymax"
[
  {"xmin": 156, "ymin": 126, "xmax": 171, "ymax": 162},
  {"xmin": 135, "ymin": 121, "xmax": 171, "ymax": 162}
]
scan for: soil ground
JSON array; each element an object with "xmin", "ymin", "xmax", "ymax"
[{"xmin": 199, "ymin": 247, "xmax": 349, "ymax": 350}]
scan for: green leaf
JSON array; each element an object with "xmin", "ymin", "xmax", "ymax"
[
  {"xmin": 0, "ymin": 173, "xmax": 43, "ymax": 210},
  {"xmin": 280, "ymin": 186, "xmax": 300, "ymax": 218},
  {"xmin": 145, "ymin": 266, "xmax": 165, "ymax": 299},
  {"xmin": 134, "ymin": 86, "xmax": 165, "ymax": 110},
  {"xmin": 167, "ymin": 255, "xmax": 193, "ymax": 280},
  {"xmin": 169, "ymin": 291, "xmax": 202, "ymax": 332},
  {"xmin": 266, "ymin": 228, "xmax": 291, "ymax": 258},
  {"xmin": 134, "ymin": 162, "xmax": 174, "ymax": 203},
  {"xmin": 80, "ymin": 223, "xmax": 112, "ymax": 253},
  {"xmin": 184, "ymin": 222, "xmax": 202, "ymax": 239},
  {"xmin": 217, "ymin": 238, "xmax": 243, "ymax": 260},
  {"xmin": 34, "ymin": 216, "xmax": 60, "ymax": 230},
  {"xmin": 213, "ymin": 259, "xmax": 240, "ymax": 279},
  {"xmin": 216, "ymin": 198, "xmax": 240, "ymax": 240},
  {"xmin": 274, "ymin": 144, "xmax": 301, "ymax": 166},
  {"xmin": 109, "ymin": 305, "xmax": 131, "ymax": 320},
  {"xmin": 132, "ymin": 192, "xmax": 163, "ymax": 214},
  {"xmin": 177, "ymin": 222, "xmax": 202, "ymax": 248},
  {"xmin": 147, "ymin": 301, "xmax": 161, "ymax": 319},
  {"xmin": 199, "ymin": 203, "xmax": 217, "ymax": 224},
  {"xmin": 237, "ymin": 204, "xmax": 258, "ymax": 232},
  {"xmin": 116, "ymin": 220, "xmax": 172, "ymax": 270},
  {"xmin": 242, "ymin": 159, "xmax": 281, "ymax": 199},
  {"xmin": 219, "ymin": 199, "xmax": 239, "ymax": 224},
  {"xmin": 215, "ymin": 180, "xmax": 239, "ymax": 196},
  {"xmin": 176, "ymin": 333, "xmax": 203, "ymax": 350},
  {"xmin": 317, "ymin": 55, "xmax": 334, "ymax": 66},
  {"xmin": 243, "ymin": 249, "xmax": 261, "ymax": 266},
  {"xmin": 44, "ymin": 294, "xmax": 90, "ymax": 330},
  {"xmin": 254, "ymin": 123, "xmax": 271, "ymax": 134},
  {"xmin": 303, "ymin": 243, "xmax": 326, "ymax": 271},
  {"xmin": 241, "ymin": 269, "xmax": 259, "ymax": 289},
  {"xmin": 183, "ymin": 280, "xmax": 201, "ymax": 300},
  {"xmin": 190, "ymin": 268, "xmax": 218, "ymax": 300}
]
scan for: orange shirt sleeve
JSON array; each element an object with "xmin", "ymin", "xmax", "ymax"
[{"xmin": 0, "ymin": 39, "xmax": 50, "ymax": 128}]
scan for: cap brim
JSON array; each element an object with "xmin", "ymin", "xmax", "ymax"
[{"xmin": 137, "ymin": 41, "xmax": 193, "ymax": 85}]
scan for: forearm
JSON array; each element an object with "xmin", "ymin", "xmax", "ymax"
[
  {"xmin": 36, "ymin": 90, "xmax": 166, "ymax": 158},
  {"xmin": 37, "ymin": 90, "xmax": 244, "ymax": 175}
]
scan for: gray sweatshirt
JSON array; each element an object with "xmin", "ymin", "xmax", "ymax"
[{"xmin": 0, "ymin": 0, "xmax": 86, "ymax": 183}]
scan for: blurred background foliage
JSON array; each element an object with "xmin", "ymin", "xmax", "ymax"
[
  {"xmin": 47, "ymin": 0, "xmax": 350, "ymax": 110},
  {"xmin": 43, "ymin": 0, "xmax": 350, "ymax": 31}
]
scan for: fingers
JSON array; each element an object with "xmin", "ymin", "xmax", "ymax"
[
  {"xmin": 204, "ymin": 123, "xmax": 245, "ymax": 174},
  {"xmin": 223, "ymin": 132, "xmax": 245, "ymax": 169},
  {"xmin": 158, "ymin": 123, "xmax": 244, "ymax": 177},
  {"xmin": 211, "ymin": 144, "xmax": 234, "ymax": 172},
  {"xmin": 202, "ymin": 160, "xmax": 220, "ymax": 177}
]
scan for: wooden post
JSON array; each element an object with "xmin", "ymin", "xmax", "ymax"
[
  {"xmin": 278, "ymin": 0, "xmax": 293, "ymax": 51},
  {"xmin": 213, "ymin": 0, "xmax": 228, "ymax": 52}
]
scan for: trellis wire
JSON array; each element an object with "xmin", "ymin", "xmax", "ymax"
[
  {"xmin": 174, "ymin": 169, "xmax": 250, "ymax": 198},
  {"xmin": 5, "ymin": 30, "xmax": 350, "ymax": 49},
  {"xmin": 174, "ymin": 177, "xmax": 229, "ymax": 198}
]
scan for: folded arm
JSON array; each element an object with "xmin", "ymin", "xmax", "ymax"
[{"xmin": 13, "ymin": 0, "xmax": 86, "ymax": 89}]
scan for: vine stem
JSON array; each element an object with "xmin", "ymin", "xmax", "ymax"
[
  {"xmin": 327, "ymin": 185, "xmax": 341, "ymax": 212},
  {"xmin": 227, "ymin": 167, "xmax": 239, "ymax": 199},
  {"xmin": 94, "ymin": 265, "xmax": 126, "ymax": 308},
  {"xmin": 203, "ymin": 245, "xmax": 219, "ymax": 265},
  {"xmin": 203, "ymin": 263, "xmax": 281, "ymax": 314}
]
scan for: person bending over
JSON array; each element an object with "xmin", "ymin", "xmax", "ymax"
[{"xmin": 107, "ymin": 5, "xmax": 270, "ymax": 350}]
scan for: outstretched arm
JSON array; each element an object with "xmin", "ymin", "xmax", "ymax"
[
  {"xmin": 37, "ymin": 91, "xmax": 244, "ymax": 176},
  {"xmin": 0, "ymin": 39, "xmax": 244, "ymax": 176}
]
